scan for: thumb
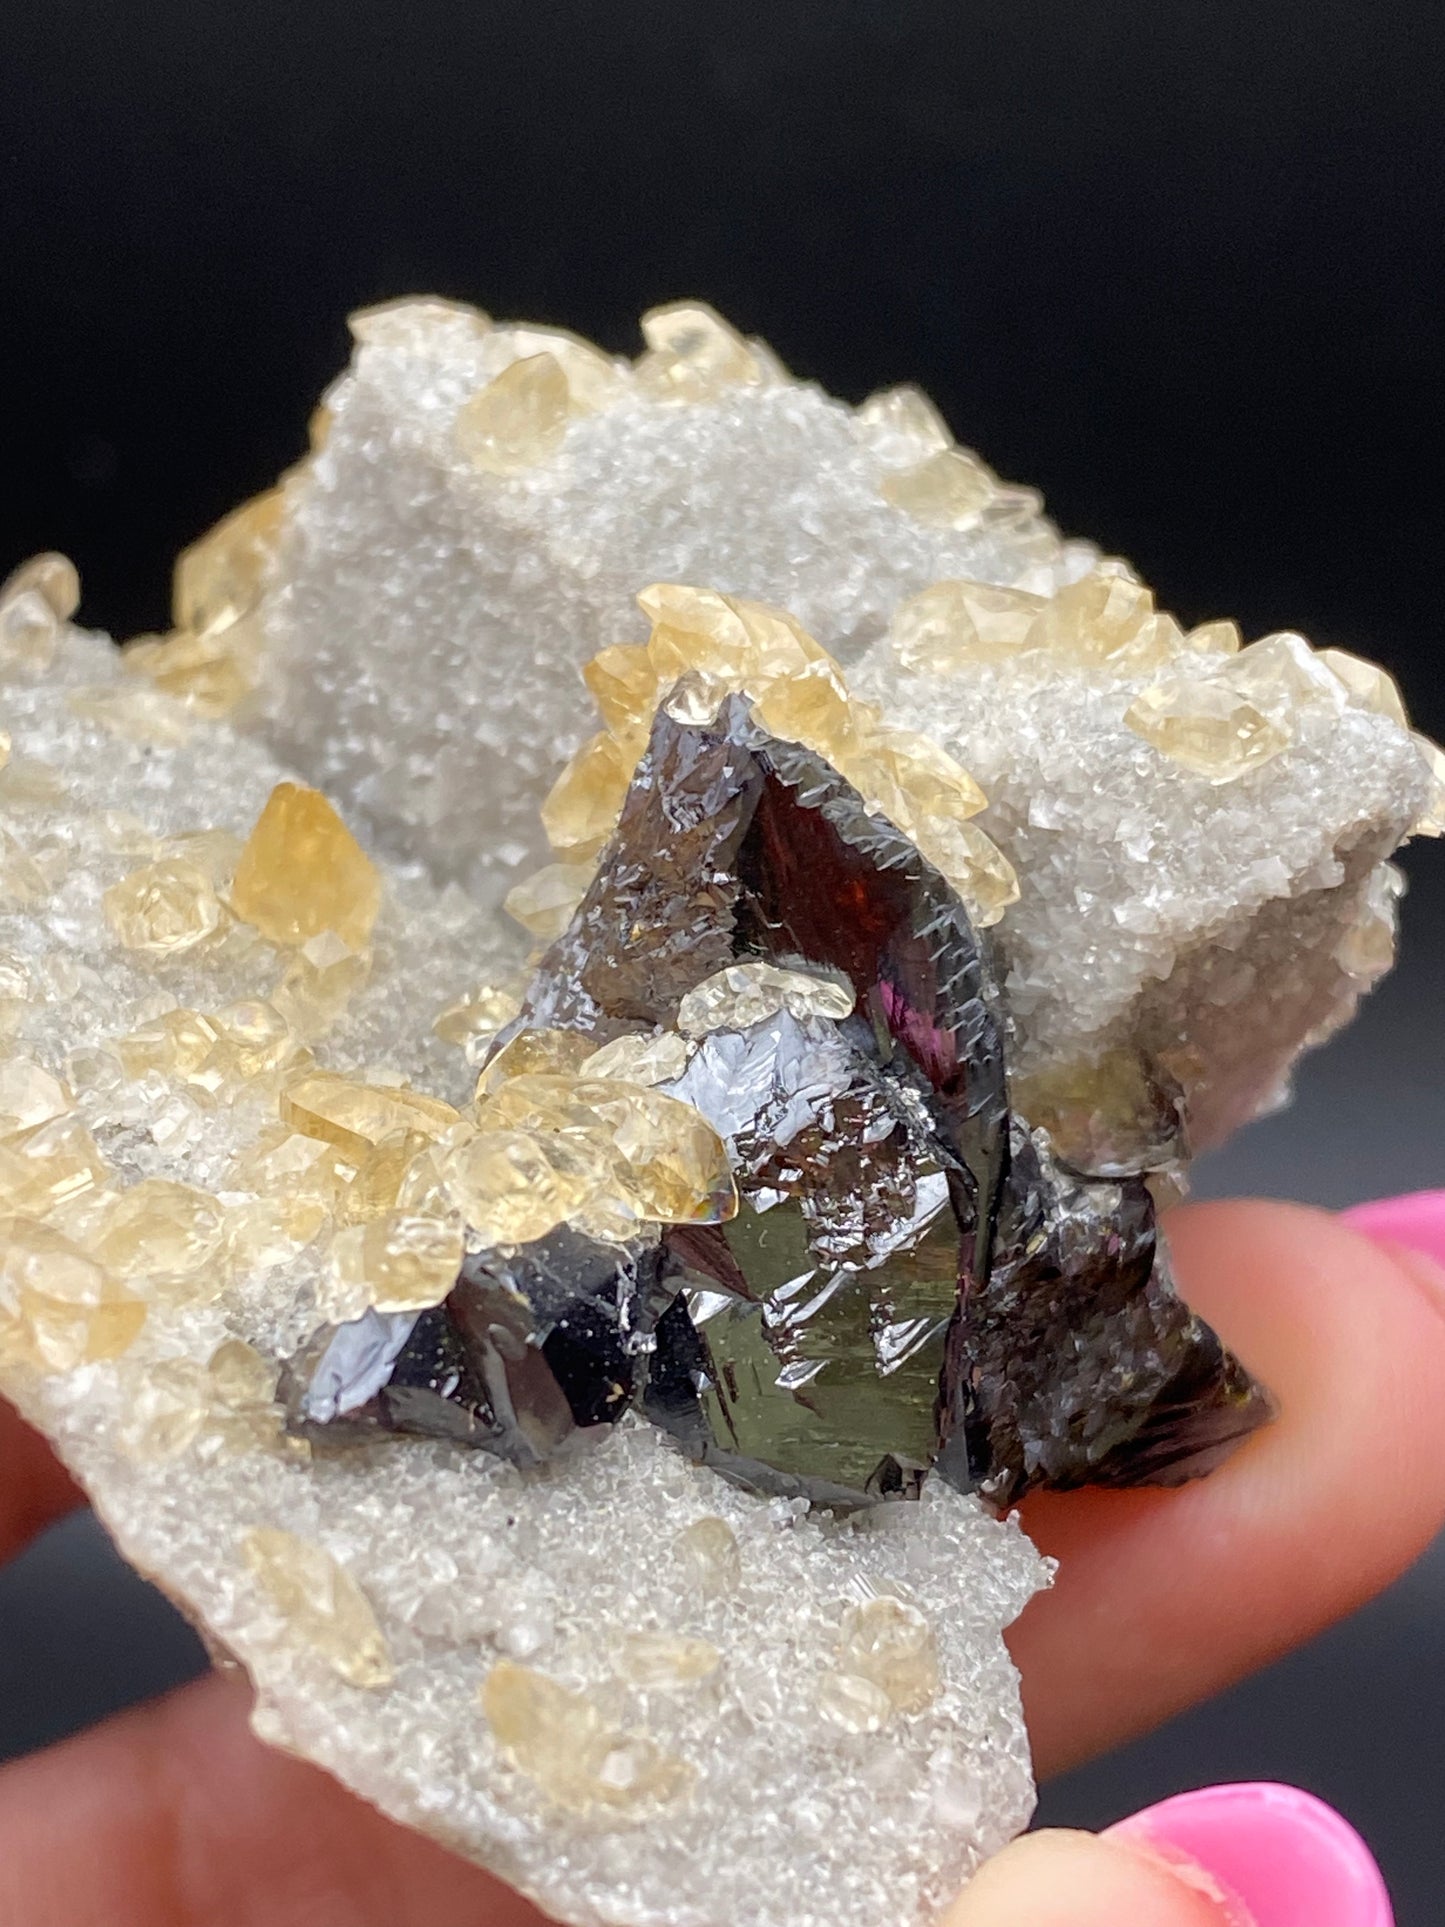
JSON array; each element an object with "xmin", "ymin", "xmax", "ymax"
[
  {"xmin": 945, "ymin": 1785, "xmax": 1393, "ymax": 1927},
  {"xmin": 945, "ymin": 1830, "xmax": 1242, "ymax": 1927}
]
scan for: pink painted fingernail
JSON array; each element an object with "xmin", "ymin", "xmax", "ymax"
[
  {"xmin": 1342, "ymin": 1189, "xmax": 1445, "ymax": 1271},
  {"xmin": 1105, "ymin": 1782, "xmax": 1393, "ymax": 1926}
]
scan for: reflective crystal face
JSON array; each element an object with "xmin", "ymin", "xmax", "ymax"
[{"xmin": 284, "ymin": 690, "xmax": 1272, "ymax": 1508}]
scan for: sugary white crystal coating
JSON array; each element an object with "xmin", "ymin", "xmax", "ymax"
[
  {"xmin": 0, "ymin": 619, "xmax": 1045, "ymax": 1927},
  {"xmin": 247, "ymin": 303, "xmax": 1431, "ymax": 1149}
]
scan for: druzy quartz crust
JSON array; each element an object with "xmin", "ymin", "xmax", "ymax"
[{"xmin": 0, "ymin": 297, "xmax": 1436, "ymax": 1927}]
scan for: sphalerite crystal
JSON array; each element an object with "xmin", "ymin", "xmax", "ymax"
[
  {"xmin": 0, "ymin": 296, "xmax": 1435, "ymax": 1927},
  {"xmin": 285, "ymin": 680, "xmax": 1269, "ymax": 1508}
]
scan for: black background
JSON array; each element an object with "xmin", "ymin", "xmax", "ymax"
[{"xmin": 3, "ymin": 4, "xmax": 1445, "ymax": 1921}]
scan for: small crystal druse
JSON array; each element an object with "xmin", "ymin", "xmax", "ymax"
[{"xmin": 288, "ymin": 676, "xmax": 1270, "ymax": 1509}]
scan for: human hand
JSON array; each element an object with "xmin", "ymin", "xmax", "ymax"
[{"xmin": 0, "ymin": 1195, "xmax": 1441, "ymax": 1926}]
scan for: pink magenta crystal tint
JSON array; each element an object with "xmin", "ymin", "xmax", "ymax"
[
  {"xmin": 1106, "ymin": 1782, "xmax": 1393, "ymax": 1927},
  {"xmin": 1342, "ymin": 1189, "xmax": 1445, "ymax": 1272}
]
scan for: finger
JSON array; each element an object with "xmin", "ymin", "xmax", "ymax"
[
  {"xmin": 0, "ymin": 1669, "xmax": 543, "ymax": 1927},
  {"xmin": 1012, "ymin": 1199, "xmax": 1445, "ymax": 1777},
  {"xmin": 944, "ymin": 1829, "xmax": 1234, "ymax": 1927},
  {"xmin": 0, "ymin": 1396, "xmax": 80, "ymax": 1565}
]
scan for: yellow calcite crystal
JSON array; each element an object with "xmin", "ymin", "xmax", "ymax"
[
  {"xmin": 1185, "ymin": 617, "xmax": 1243, "ymax": 655},
  {"xmin": 881, "ymin": 448, "xmax": 994, "ymax": 529},
  {"xmin": 0, "ymin": 589, "xmax": 59, "ymax": 674},
  {"xmin": 432, "ymin": 981, "xmax": 524, "ymax": 1059},
  {"xmin": 0, "ymin": 1114, "xmax": 109, "ymax": 1218},
  {"xmin": 325, "ymin": 1209, "xmax": 464, "ymax": 1320},
  {"xmin": 503, "ymin": 861, "xmax": 594, "ymax": 940},
  {"xmin": 673, "ymin": 1516, "xmax": 741, "ymax": 1596},
  {"xmin": 457, "ymin": 353, "xmax": 572, "ymax": 474},
  {"xmin": 890, "ymin": 579, "xmax": 1045, "ymax": 671},
  {"xmin": 103, "ymin": 858, "xmax": 222, "ymax": 956},
  {"xmin": 482, "ymin": 1660, "xmax": 691, "ymax": 1811},
  {"xmin": 635, "ymin": 301, "xmax": 763, "ymax": 402},
  {"xmin": 1034, "ymin": 569, "xmax": 1179, "ymax": 671},
  {"xmin": 856, "ymin": 384, "xmax": 953, "ymax": 456},
  {"xmin": 474, "ymin": 1026, "xmax": 597, "ymax": 1097},
  {"xmin": 615, "ymin": 1632, "xmax": 721, "ymax": 1688},
  {"xmin": 92, "ymin": 1179, "xmax": 227, "ymax": 1298},
  {"xmin": 414, "ymin": 1127, "xmax": 570, "ymax": 1248},
  {"xmin": 1412, "ymin": 735, "xmax": 1445, "ymax": 837},
  {"xmin": 113, "ymin": 1009, "xmax": 221, "ymax": 1083},
  {"xmin": 0, "ymin": 1056, "xmax": 72, "ymax": 1138},
  {"xmin": 1319, "ymin": 647, "xmax": 1410, "ymax": 728},
  {"xmin": 282, "ymin": 1071, "xmax": 460, "ymax": 1163},
  {"xmin": 0, "ymin": 551, "xmax": 81, "ymax": 621},
  {"xmin": 582, "ymin": 644, "xmax": 662, "ymax": 751},
  {"xmin": 173, "ymin": 488, "xmax": 284, "ymax": 636},
  {"xmin": 242, "ymin": 1527, "xmax": 394, "ymax": 1690},
  {"xmin": 910, "ymin": 817, "xmax": 1020, "ymax": 928},
  {"xmin": 677, "ymin": 962, "xmax": 854, "ymax": 1037},
  {"xmin": 816, "ymin": 1671, "xmax": 893, "ymax": 1734},
  {"xmin": 272, "ymin": 930, "xmax": 371, "ymax": 1040},
  {"xmin": 348, "ymin": 295, "xmax": 492, "ymax": 345},
  {"xmin": 0, "ymin": 1217, "xmax": 145, "ymax": 1374},
  {"xmin": 541, "ymin": 731, "xmax": 633, "ymax": 857},
  {"xmin": 231, "ymin": 783, "xmax": 382, "ymax": 951},
  {"xmin": 501, "ymin": 325, "xmax": 627, "ymax": 414},
  {"xmin": 68, "ymin": 682, "xmax": 194, "ymax": 746},
  {"xmin": 122, "ymin": 623, "xmax": 262, "ymax": 721},
  {"xmin": 580, "ymin": 1030, "xmax": 694, "ymax": 1086},
  {"xmin": 1125, "ymin": 677, "xmax": 1290, "ymax": 783},
  {"xmin": 836, "ymin": 1597, "xmax": 940, "ymax": 1713}
]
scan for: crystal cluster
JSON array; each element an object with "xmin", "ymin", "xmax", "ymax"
[{"xmin": 0, "ymin": 295, "xmax": 1435, "ymax": 1927}]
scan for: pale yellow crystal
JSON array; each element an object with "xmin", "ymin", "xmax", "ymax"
[
  {"xmin": 325, "ymin": 1209, "xmax": 464, "ymax": 1320},
  {"xmin": 837, "ymin": 1597, "xmax": 940, "ymax": 1713},
  {"xmin": 881, "ymin": 448, "xmax": 993, "ymax": 529},
  {"xmin": 67, "ymin": 681, "xmax": 194, "ymax": 747},
  {"xmin": 122, "ymin": 623, "xmax": 262, "ymax": 720},
  {"xmin": 749, "ymin": 659, "xmax": 858, "ymax": 764},
  {"xmin": 501, "ymin": 325, "xmax": 628, "ymax": 414},
  {"xmin": 890, "ymin": 579, "xmax": 1044, "ymax": 672},
  {"xmin": 432, "ymin": 982, "xmax": 523, "ymax": 1064},
  {"xmin": 541, "ymin": 731, "xmax": 633, "ymax": 857},
  {"xmin": 0, "ymin": 590, "xmax": 60, "ymax": 673},
  {"xmin": 1223, "ymin": 631, "xmax": 1342, "ymax": 713},
  {"xmin": 674, "ymin": 1515, "xmax": 741, "ymax": 1596},
  {"xmin": 0, "ymin": 754, "xmax": 64, "ymax": 811},
  {"xmin": 478, "ymin": 1075, "xmax": 735, "ymax": 1229},
  {"xmin": 457, "ymin": 353, "xmax": 571, "ymax": 474},
  {"xmin": 113, "ymin": 1009, "xmax": 221, "ymax": 1082},
  {"xmin": 856, "ymin": 385, "xmax": 952, "ymax": 456},
  {"xmin": 616, "ymin": 1632, "xmax": 721, "ymax": 1688},
  {"xmin": 0, "ymin": 1056, "xmax": 71, "ymax": 1137},
  {"xmin": 208, "ymin": 999, "xmax": 299, "ymax": 1080},
  {"xmin": 635, "ymin": 301, "xmax": 762, "ymax": 402},
  {"xmin": 231, "ymin": 783, "xmax": 381, "ymax": 951},
  {"xmin": 1319, "ymin": 647, "xmax": 1409, "ymax": 728},
  {"xmin": 282, "ymin": 1071, "xmax": 460, "ymax": 1163},
  {"xmin": 677, "ymin": 962, "xmax": 854, "ymax": 1038},
  {"xmin": 116, "ymin": 1357, "xmax": 212, "ymax": 1462},
  {"xmin": 1125, "ymin": 678, "xmax": 1290, "ymax": 783},
  {"xmin": 0, "ymin": 830, "xmax": 48, "ymax": 910},
  {"xmin": 583, "ymin": 644, "xmax": 662, "ymax": 751},
  {"xmin": 0, "ymin": 552, "xmax": 80, "ymax": 621},
  {"xmin": 348, "ymin": 295, "xmax": 492, "ymax": 345},
  {"xmin": 272, "ymin": 930, "xmax": 370, "ymax": 1040},
  {"xmin": 0, "ymin": 1115, "xmax": 109, "ymax": 1218},
  {"xmin": 336, "ymin": 1128, "xmax": 430, "ymax": 1226},
  {"xmin": 1184, "ymin": 617, "xmax": 1243, "ymax": 655},
  {"xmin": 423, "ymin": 1127, "xmax": 571, "ymax": 1246},
  {"xmin": 103, "ymin": 858, "xmax": 222, "ymax": 955},
  {"xmin": 242, "ymin": 1527, "xmax": 394, "ymax": 1690},
  {"xmin": 817, "ymin": 1671, "xmax": 893, "ymax": 1735},
  {"xmin": 848, "ymin": 726, "xmax": 988, "ymax": 833},
  {"xmin": 1034, "ymin": 570, "xmax": 1176, "ymax": 670},
  {"xmin": 208, "ymin": 1337, "xmax": 278, "ymax": 1410},
  {"xmin": 1411, "ymin": 735, "xmax": 1445, "ymax": 837},
  {"xmin": 909, "ymin": 818, "xmax": 1020, "ymax": 928},
  {"xmin": 503, "ymin": 861, "xmax": 594, "ymax": 940},
  {"xmin": 475, "ymin": 1027, "xmax": 596, "ymax": 1097},
  {"xmin": 173, "ymin": 488, "xmax": 283, "ymax": 635},
  {"xmin": 0, "ymin": 1216, "xmax": 144, "ymax": 1374},
  {"xmin": 581, "ymin": 1030, "xmax": 694, "ymax": 1086},
  {"xmin": 482, "ymin": 1660, "xmax": 691, "ymax": 1810},
  {"xmin": 92, "ymin": 1179, "xmax": 226, "ymax": 1296}
]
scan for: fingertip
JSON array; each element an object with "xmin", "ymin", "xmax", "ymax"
[{"xmin": 944, "ymin": 1829, "xmax": 1235, "ymax": 1926}]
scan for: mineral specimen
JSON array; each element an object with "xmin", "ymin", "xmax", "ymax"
[{"xmin": 0, "ymin": 294, "xmax": 1435, "ymax": 1927}]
